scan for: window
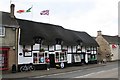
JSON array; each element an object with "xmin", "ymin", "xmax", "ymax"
[
  {"xmin": 55, "ymin": 52, "xmax": 59, "ymax": 62},
  {"xmin": 55, "ymin": 52, "xmax": 67, "ymax": 63},
  {"xmin": 60, "ymin": 52, "xmax": 65, "ymax": 61},
  {"xmin": 56, "ymin": 38, "xmax": 62, "ymax": 45},
  {"xmin": 0, "ymin": 27, "xmax": 5, "ymax": 37},
  {"xmin": 23, "ymin": 45, "xmax": 32, "ymax": 57},
  {"xmin": 33, "ymin": 52, "xmax": 48, "ymax": 64},
  {"xmin": 74, "ymin": 54, "xmax": 81, "ymax": 62},
  {"xmin": 34, "ymin": 37, "xmax": 43, "ymax": 44}
]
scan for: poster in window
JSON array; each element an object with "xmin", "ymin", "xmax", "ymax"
[
  {"xmin": 40, "ymin": 57, "xmax": 44, "ymax": 63},
  {"xmin": 74, "ymin": 54, "xmax": 81, "ymax": 62}
]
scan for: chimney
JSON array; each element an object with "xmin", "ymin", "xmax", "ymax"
[
  {"xmin": 97, "ymin": 30, "xmax": 102, "ymax": 36},
  {"xmin": 10, "ymin": 4, "xmax": 15, "ymax": 18}
]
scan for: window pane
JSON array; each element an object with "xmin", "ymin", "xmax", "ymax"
[
  {"xmin": 55, "ymin": 52, "xmax": 59, "ymax": 62},
  {"xmin": 60, "ymin": 52, "xmax": 64, "ymax": 61},
  {"xmin": 0, "ymin": 27, "xmax": 5, "ymax": 36},
  {"xmin": 33, "ymin": 52, "xmax": 45, "ymax": 64}
]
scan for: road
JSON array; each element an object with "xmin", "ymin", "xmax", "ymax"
[{"xmin": 32, "ymin": 61, "xmax": 118, "ymax": 78}]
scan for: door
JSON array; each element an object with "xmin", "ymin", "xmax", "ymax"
[
  {"xmin": 49, "ymin": 54, "xmax": 55, "ymax": 68},
  {"xmin": 80, "ymin": 53, "xmax": 85, "ymax": 64}
]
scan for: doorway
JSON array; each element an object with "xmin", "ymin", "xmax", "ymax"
[{"xmin": 49, "ymin": 54, "xmax": 55, "ymax": 68}]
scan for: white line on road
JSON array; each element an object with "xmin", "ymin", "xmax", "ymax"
[
  {"xmin": 74, "ymin": 68, "xmax": 118, "ymax": 78},
  {"xmin": 32, "ymin": 65, "xmax": 118, "ymax": 78},
  {"xmin": 33, "ymin": 70, "xmax": 82, "ymax": 78}
]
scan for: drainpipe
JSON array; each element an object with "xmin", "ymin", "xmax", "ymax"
[{"xmin": 15, "ymin": 27, "xmax": 20, "ymax": 71}]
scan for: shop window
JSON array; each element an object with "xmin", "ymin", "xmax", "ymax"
[
  {"xmin": 55, "ymin": 52, "xmax": 67, "ymax": 63},
  {"xmin": 60, "ymin": 52, "xmax": 64, "ymax": 61},
  {"xmin": 33, "ymin": 52, "xmax": 48, "ymax": 64},
  {"xmin": 91, "ymin": 54, "xmax": 96, "ymax": 60},
  {"xmin": 55, "ymin": 52, "xmax": 59, "ymax": 62},
  {"xmin": 0, "ymin": 48, "xmax": 9, "ymax": 70},
  {"xmin": 0, "ymin": 27, "xmax": 5, "ymax": 37}
]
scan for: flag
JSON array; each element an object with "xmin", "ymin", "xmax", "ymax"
[
  {"xmin": 112, "ymin": 44, "xmax": 117, "ymax": 48},
  {"xmin": 26, "ymin": 7, "xmax": 32, "ymax": 12},
  {"xmin": 40, "ymin": 10, "xmax": 49, "ymax": 15},
  {"xmin": 17, "ymin": 6, "xmax": 32, "ymax": 13},
  {"xmin": 17, "ymin": 10, "xmax": 25, "ymax": 13}
]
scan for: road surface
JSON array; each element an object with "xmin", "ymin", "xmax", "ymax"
[{"xmin": 33, "ymin": 61, "xmax": 118, "ymax": 78}]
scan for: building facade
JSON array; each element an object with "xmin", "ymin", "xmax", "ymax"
[
  {"xmin": 0, "ymin": 4, "xmax": 19, "ymax": 71},
  {"xmin": 96, "ymin": 31, "xmax": 120, "ymax": 62},
  {"xmin": 17, "ymin": 19, "xmax": 98, "ymax": 71}
]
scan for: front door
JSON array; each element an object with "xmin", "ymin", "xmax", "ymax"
[
  {"xmin": 80, "ymin": 53, "xmax": 85, "ymax": 64},
  {"xmin": 49, "ymin": 54, "xmax": 55, "ymax": 68}
]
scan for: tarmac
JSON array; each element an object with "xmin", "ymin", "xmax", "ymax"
[{"xmin": 1, "ymin": 62, "xmax": 112, "ymax": 79}]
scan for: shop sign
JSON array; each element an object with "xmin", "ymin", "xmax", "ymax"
[{"xmin": 60, "ymin": 62, "xmax": 64, "ymax": 68}]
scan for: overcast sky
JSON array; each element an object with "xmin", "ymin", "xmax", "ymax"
[{"xmin": 0, "ymin": 0, "xmax": 119, "ymax": 36}]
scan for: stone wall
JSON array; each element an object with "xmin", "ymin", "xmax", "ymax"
[
  {"xmin": 0, "ymin": 27, "xmax": 16, "ymax": 71},
  {"xmin": 96, "ymin": 31, "xmax": 112, "ymax": 62}
]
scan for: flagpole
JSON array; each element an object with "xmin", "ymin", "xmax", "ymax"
[
  {"xmin": 31, "ymin": 5, "xmax": 33, "ymax": 21},
  {"xmin": 48, "ymin": 9, "xmax": 50, "ymax": 24},
  {"xmin": 10, "ymin": 0, "xmax": 12, "ymax": 4}
]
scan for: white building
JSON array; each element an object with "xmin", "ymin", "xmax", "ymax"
[{"xmin": 17, "ymin": 19, "xmax": 98, "ymax": 71}]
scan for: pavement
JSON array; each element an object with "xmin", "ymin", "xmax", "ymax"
[{"xmin": 1, "ymin": 62, "xmax": 113, "ymax": 79}]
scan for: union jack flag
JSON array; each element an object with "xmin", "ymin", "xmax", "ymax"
[{"xmin": 40, "ymin": 10, "xmax": 49, "ymax": 15}]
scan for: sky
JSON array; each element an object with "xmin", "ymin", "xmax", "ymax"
[{"xmin": 0, "ymin": 0, "xmax": 119, "ymax": 37}]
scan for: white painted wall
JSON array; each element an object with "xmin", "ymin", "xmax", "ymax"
[
  {"xmin": 67, "ymin": 54, "xmax": 72, "ymax": 63},
  {"xmin": 18, "ymin": 29, "xmax": 33, "ymax": 64},
  {"xmin": 73, "ymin": 46, "xmax": 76, "ymax": 53},
  {"xmin": 68, "ymin": 46, "xmax": 72, "ymax": 53},
  {"xmin": 85, "ymin": 53, "xmax": 88, "ymax": 63},
  {"xmin": 18, "ymin": 45, "xmax": 33, "ymax": 64}
]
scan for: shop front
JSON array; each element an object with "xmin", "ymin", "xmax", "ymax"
[
  {"xmin": 0, "ymin": 48, "xmax": 9, "ymax": 70},
  {"xmin": 18, "ymin": 44, "xmax": 68, "ymax": 71}
]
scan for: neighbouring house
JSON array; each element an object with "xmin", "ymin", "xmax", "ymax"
[
  {"xmin": 0, "ymin": 4, "xmax": 19, "ymax": 71},
  {"xmin": 17, "ymin": 18, "xmax": 98, "ymax": 71},
  {"xmin": 96, "ymin": 31, "xmax": 120, "ymax": 62}
]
